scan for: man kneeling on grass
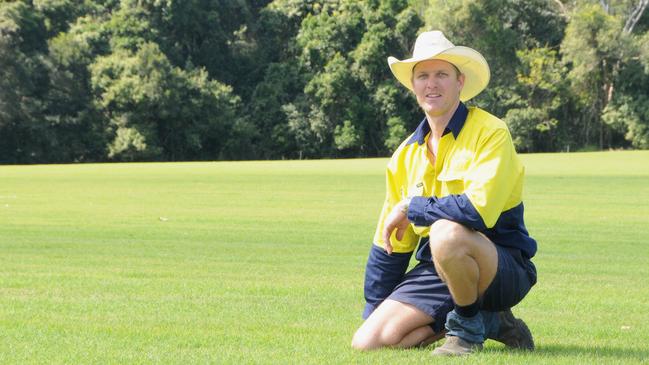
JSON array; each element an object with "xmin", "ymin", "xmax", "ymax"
[{"xmin": 351, "ymin": 31, "xmax": 538, "ymax": 356}]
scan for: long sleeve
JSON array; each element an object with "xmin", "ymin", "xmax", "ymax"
[
  {"xmin": 362, "ymin": 244, "xmax": 412, "ymax": 319},
  {"xmin": 364, "ymin": 144, "xmax": 419, "ymax": 318},
  {"xmin": 372, "ymin": 154, "xmax": 419, "ymax": 253}
]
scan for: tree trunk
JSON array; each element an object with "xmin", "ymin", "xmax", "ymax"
[{"xmin": 624, "ymin": 0, "xmax": 649, "ymax": 33}]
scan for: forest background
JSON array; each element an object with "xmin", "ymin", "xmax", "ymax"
[{"xmin": 2, "ymin": 0, "xmax": 649, "ymax": 164}]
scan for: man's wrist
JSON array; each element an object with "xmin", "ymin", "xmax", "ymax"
[{"xmin": 399, "ymin": 197, "xmax": 412, "ymax": 215}]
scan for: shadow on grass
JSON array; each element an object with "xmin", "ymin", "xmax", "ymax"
[{"xmin": 485, "ymin": 344, "xmax": 649, "ymax": 361}]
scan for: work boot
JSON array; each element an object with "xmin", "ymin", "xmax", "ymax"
[
  {"xmin": 432, "ymin": 336, "xmax": 483, "ymax": 356},
  {"xmin": 490, "ymin": 309, "xmax": 534, "ymax": 350}
]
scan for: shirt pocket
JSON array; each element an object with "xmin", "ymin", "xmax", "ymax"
[{"xmin": 436, "ymin": 167, "xmax": 466, "ymax": 195}]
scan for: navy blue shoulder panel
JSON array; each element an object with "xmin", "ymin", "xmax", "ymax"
[
  {"xmin": 406, "ymin": 117, "xmax": 430, "ymax": 146},
  {"xmin": 482, "ymin": 203, "xmax": 537, "ymax": 259},
  {"xmin": 446, "ymin": 102, "xmax": 468, "ymax": 139}
]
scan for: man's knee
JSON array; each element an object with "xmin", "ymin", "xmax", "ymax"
[
  {"xmin": 429, "ymin": 219, "xmax": 470, "ymax": 264},
  {"xmin": 351, "ymin": 321, "xmax": 403, "ymax": 350},
  {"xmin": 351, "ymin": 329, "xmax": 375, "ymax": 351}
]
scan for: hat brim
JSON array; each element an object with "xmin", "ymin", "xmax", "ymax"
[{"xmin": 388, "ymin": 46, "xmax": 490, "ymax": 102}]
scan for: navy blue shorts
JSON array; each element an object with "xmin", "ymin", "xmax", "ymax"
[{"xmin": 387, "ymin": 245, "xmax": 536, "ymax": 333}]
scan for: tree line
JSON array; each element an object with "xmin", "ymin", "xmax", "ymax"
[{"xmin": 1, "ymin": 0, "xmax": 648, "ymax": 164}]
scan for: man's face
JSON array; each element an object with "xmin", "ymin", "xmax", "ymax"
[{"xmin": 412, "ymin": 59, "xmax": 464, "ymax": 118}]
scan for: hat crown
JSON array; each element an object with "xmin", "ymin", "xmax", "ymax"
[{"xmin": 412, "ymin": 31, "xmax": 455, "ymax": 59}]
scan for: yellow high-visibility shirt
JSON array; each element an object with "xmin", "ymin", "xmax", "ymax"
[{"xmin": 372, "ymin": 102, "xmax": 536, "ymax": 260}]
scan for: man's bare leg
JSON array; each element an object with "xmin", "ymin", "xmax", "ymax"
[
  {"xmin": 352, "ymin": 299, "xmax": 443, "ymax": 350},
  {"xmin": 427, "ymin": 219, "xmax": 499, "ymax": 355}
]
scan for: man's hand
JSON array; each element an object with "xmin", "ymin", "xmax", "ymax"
[{"xmin": 381, "ymin": 200, "xmax": 411, "ymax": 255}]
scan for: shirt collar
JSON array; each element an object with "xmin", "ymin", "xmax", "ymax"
[{"xmin": 406, "ymin": 102, "xmax": 468, "ymax": 145}]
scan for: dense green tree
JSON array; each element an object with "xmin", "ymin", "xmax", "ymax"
[
  {"xmin": 90, "ymin": 42, "xmax": 240, "ymax": 161},
  {"xmin": 561, "ymin": 4, "xmax": 628, "ymax": 148},
  {"xmin": 0, "ymin": 1, "xmax": 50, "ymax": 163},
  {"xmin": 33, "ymin": 0, "xmax": 116, "ymax": 37},
  {"xmin": 43, "ymin": 15, "xmax": 111, "ymax": 162},
  {"xmin": 552, "ymin": 0, "xmax": 649, "ymax": 149},
  {"xmin": 248, "ymin": 62, "xmax": 303, "ymax": 159},
  {"xmin": 612, "ymin": 35, "xmax": 649, "ymax": 149},
  {"xmin": 291, "ymin": 0, "xmax": 422, "ymax": 158},
  {"xmin": 243, "ymin": 0, "xmax": 319, "ymax": 159},
  {"xmin": 505, "ymin": 47, "xmax": 569, "ymax": 152},
  {"xmin": 295, "ymin": 1, "xmax": 366, "ymax": 155},
  {"xmin": 112, "ymin": 0, "xmax": 261, "ymax": 96},
  {"xmin": 1, "ymin": 0, "xmax": 648, "ymax": 163},
  {"xmin": 560, "ymin": 1, "xmax": 649, "ymax": 149}
]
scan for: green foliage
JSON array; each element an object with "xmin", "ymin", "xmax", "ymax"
[
  {"xmin": 91, "ymin": 42, "xmax": 240, "ymax": 161},
  {"xmin": 44, "ymin": 18, "xmax": 110, "ymax": 162},
  {"xmin": 0, "ymin": 1, "xmax": 50, "ymax": 163},
  {"xmin": 561, "ymin": 5, "xmax": 622, "ymax": 103},
  {"xmin": 248, "ymin": 62, "xmax": 302, "ymax": 159},
  {"xmin": 506, "ymin": 107, "xmax": 557, "ymax": 152},
  {"xmin": 297, "ymin": 1, "xmax": 364, "ymax": 71},
  {"xmin": 1, "ymin": 0, "xmax": 649, "ymax": 163},
  {"xmin": 641, "ymin": 31, "xmax": 649, "ymax": 72},
  {"xmin": 283, "ymin": 102, "xmax": 330, "ymax": 158},
  {"xmin": 560, "ymin": 4, "xmax": 636, "ymax": 148},
  {"xmin": 105, "ymin": 4, "xmax": 157, "ymax": 52},
  {"xmin": 33, "ymin": 0, "xmax": 97, "ymax": 37},
  {"xmin": 384, "ymin": 116, "xmax": 408, "ymax": 151},
  {"xmin": 120, "ymin": 0, "xmax": 255, "ymax": 90},
  {"xmin": 107, "ymin": 119, "xmax": 151, "ymax": 159},
  {"xmin": 293, "ymin": 0, "xmax": 422, "ymax": 158},
  {"xmin": 505, "ymin": 47, "xmax": 566, "ymax": 152},
  {"xmin": 605, "ymin": 95, "xmax": 649, "ymax": 148},
  {"xmin": 334, "ymin": 120, "xmax": 361, "ymax": 151}
]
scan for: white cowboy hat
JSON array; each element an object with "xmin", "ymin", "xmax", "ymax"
[{"xmin": 387, "ymin": 31, "xmax": 490, "ymax": 101}]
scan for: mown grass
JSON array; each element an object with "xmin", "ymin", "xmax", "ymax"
[{"xmin": 1, "ymin": 151, "xmax": 648, "ymax": 364}]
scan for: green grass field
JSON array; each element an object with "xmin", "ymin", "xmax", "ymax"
[{"xmin": 1, "ymin": 151, "xmax": 648, "ymax": 364}]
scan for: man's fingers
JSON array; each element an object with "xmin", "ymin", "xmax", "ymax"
[
  {"xmin": 382, "ymin": 227, "xmax": 392, "ymax": 251},
  {"xmin": 382, "ymin": 220, "xmax": 395, "ymax": 244},
  {"xmin": 395, "ymin": 226, "xmax": 405, "ymax": 241},
  {"xmin": 382, "ymin": 204, "xmax": 410, "ymax": 255},
  {"xmin": 385, "ymin": 241, "xmax": 393, "ymax": 255},
  {"xmin": 382, "ymin": 223, "xmax": 395, "ymax": 254}
]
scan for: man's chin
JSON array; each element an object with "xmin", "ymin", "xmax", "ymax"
[{"xmin": 422, "ymin": 106, "xmax": 444, "ymax": 116}]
